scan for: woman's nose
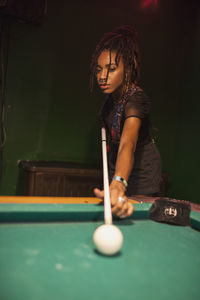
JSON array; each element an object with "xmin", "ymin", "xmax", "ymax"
[{"xmin": 99, "ymin": 69, "xmax": 108, "ymax": 82}]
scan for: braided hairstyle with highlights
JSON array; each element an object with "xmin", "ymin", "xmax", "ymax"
[{"xmin": 90, "ymin": 25, "xmax": 141, "ymax": 97}]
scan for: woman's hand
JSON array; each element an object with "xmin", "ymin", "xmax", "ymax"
[
  {"xmin": 93, "ymin": 188, "xmax": 104, "ymax": 199},
  {"xmin": 109, "ymin": 180, "xmax": 134, "ymax": 218},
  {"xmin": 94, "ymin": 182, "xmax": 134, "ymax": 218}
]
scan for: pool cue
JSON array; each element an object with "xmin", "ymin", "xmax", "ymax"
[{"xmin": 101, "ymin": 127, "xmax": 112, "ymax": 225}]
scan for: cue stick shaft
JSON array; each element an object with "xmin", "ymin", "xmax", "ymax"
[{"xmin": 101, "ymin": 127, "xmax": 112, "ymax": 225}]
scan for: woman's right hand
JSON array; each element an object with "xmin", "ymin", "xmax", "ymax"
[
  {"xmin": 94, "ymin": 185, "xmax": 134, "ymax": 218},
  {"xmin": 109, "ymin": 180, "xmax": 134, "ymax": 218}
]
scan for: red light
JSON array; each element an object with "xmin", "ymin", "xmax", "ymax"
[{"xmin": 141, "ymin": 0, "xmax": 158, "ymax": 9}]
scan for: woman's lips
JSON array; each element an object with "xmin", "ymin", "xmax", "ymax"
[{"xmin": 100, "ymin": 84, "xmax": 110, "ymax": 90}]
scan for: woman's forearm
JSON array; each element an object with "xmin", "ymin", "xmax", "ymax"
[{"xmin": 114, "ymin": 143, "xmax": 135, "ymax": 181}]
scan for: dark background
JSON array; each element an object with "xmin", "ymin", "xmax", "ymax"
[{"xmin": 0, "ymin": 0, "xmax": 200, "ymax": 203}]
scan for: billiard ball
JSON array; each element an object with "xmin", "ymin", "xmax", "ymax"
[{"xmin": 93, "ymin": 224, "xmax": 123, "ymax": 255}]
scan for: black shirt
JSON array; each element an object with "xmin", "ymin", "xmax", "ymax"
[{"xmin": 99, "ymin": 85, "xmax": 162, "ymax": 195}]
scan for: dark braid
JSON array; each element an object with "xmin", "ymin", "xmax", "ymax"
[{"xmin": 90, "ymin": 25, "xmax": 141, "ymax": 96}]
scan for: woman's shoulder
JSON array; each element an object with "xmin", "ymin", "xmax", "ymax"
[
  {"xmin": 128, "ymin": 85, "xmax": 150, "ymax": 103},
  {"xmin": 125, "ymin": 85, "xmax": 151, "ymax": 117}
]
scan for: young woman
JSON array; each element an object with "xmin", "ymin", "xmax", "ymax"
[{"xmin": 90, "ymin": 25, "xmax": 162, "ymax": 218}]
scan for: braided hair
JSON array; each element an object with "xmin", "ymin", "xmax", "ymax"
[{"xmin": 90, "ymin": 25, "xmax": 141, "ymax": 97}]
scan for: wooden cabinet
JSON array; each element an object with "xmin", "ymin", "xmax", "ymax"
[{"xmin": 19, "ymin": 161, "xmax": 102, "ymax": 197}]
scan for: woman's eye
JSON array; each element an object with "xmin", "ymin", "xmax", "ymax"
[
  {"xmin": 96, "ymin": 69, "xmax": 101, "ymax": 73},
  {"xmin": 109, "ymin": 67, "xmax": 116, "ymax": 72}
]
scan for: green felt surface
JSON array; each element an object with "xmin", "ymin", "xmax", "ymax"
[{"xmin": 0, "ymin": 203, "xmax": 200, "ymax": 300}]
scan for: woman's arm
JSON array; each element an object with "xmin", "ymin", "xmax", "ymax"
[
  {"xmin": 94, "ymin": 117, "xmax": 141, "ymax": 218},
  {"xmin": 115, "ymin": 116, "xmax": 141, "ymax": 180},
  {"xmin": 110, "ymin": 117, "xmax": 141, "ymax": 217}
]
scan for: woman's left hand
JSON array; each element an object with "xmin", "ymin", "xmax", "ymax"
[{"xmin": 109, "ymin": 181, "xmax": 134, "ymax": 218}]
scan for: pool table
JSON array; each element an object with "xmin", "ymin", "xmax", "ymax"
[{"xmin": 0, "ymin": 196, "xmax": 200, "ymax": 300}]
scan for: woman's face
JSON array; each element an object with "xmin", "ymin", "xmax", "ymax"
[{"xmin": 96, "ymin": 50, "xmax": 124, "ymax": 95}]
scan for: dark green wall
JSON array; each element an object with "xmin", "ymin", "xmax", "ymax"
[{"xmin": 0, "ymin": 0, "xmax": 200, "ymax": 203}]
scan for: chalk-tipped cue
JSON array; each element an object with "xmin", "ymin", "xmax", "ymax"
[{"xmin": 101, "ymin": 127, "xmax": 112, "ymax": 225}]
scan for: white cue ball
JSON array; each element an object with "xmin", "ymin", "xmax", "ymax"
[{"xmin": 93, "ymin": 224, "xmax": 123, "ymax": 256}]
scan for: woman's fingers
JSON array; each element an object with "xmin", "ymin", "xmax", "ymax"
[
  {"xmin": 111, "ymin": 199, "xmax": 128, "ymax": 215},
  {"xmin": 111, "ymin": 196, "xmax": 134, "ymax": 218},
  {"xmin": 127, "ymin": 202, "xmax": 134, "ymax": 216},
  {"xmin": 119, "ymin": 202, "xmax": 134, "ymax": 218},
  {"xmin": 94, "ymin": 188, "xmax": 104, "ymax": 199}
]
